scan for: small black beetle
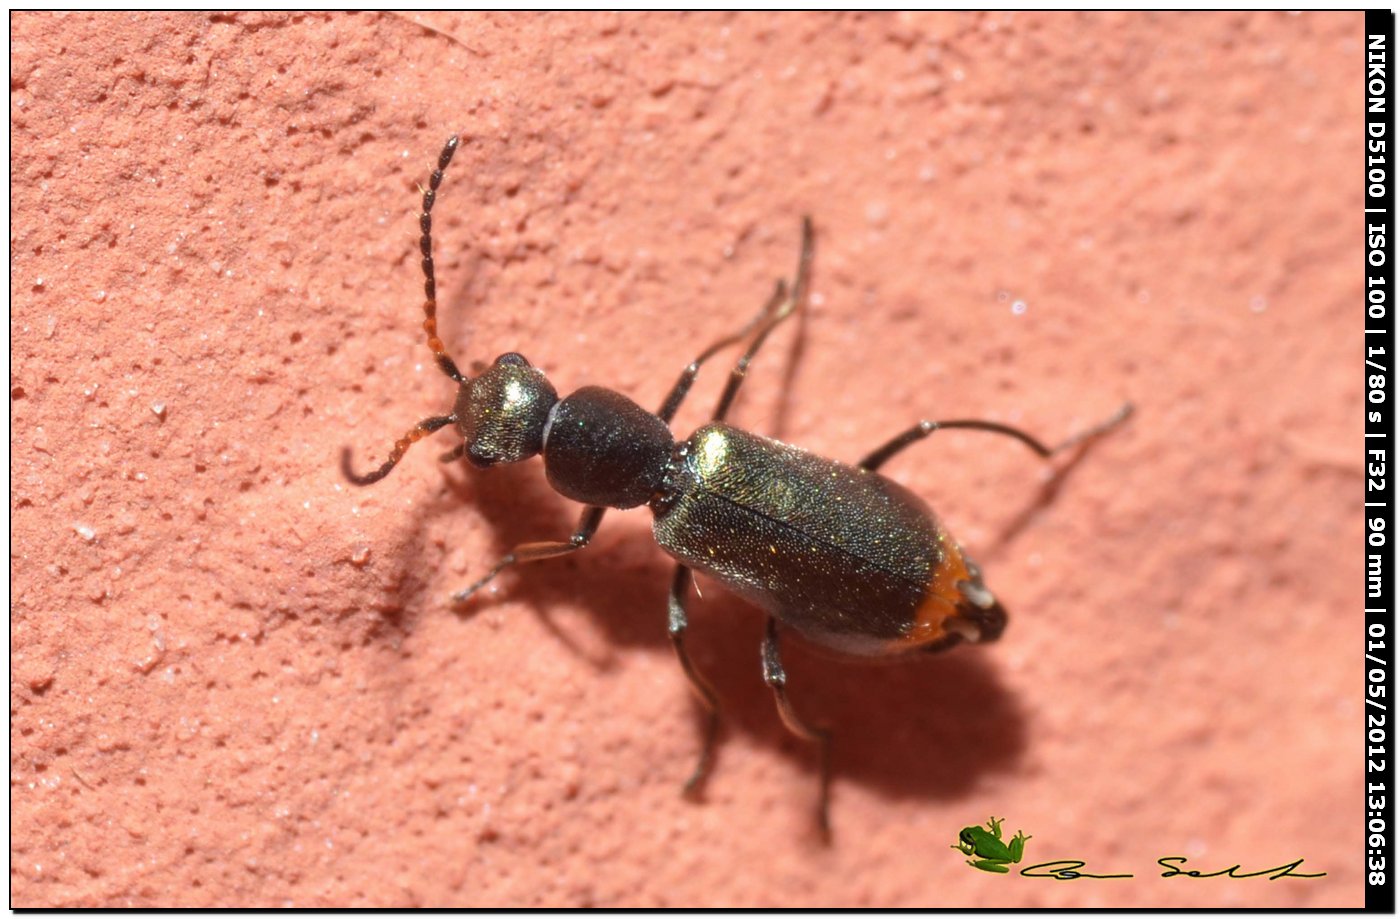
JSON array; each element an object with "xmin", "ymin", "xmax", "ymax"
[{"xmin": 342, "ymin": 135, "xmax": 1131, "ymax": 835}]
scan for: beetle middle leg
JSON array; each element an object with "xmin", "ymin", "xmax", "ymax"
[
  {"xmin": 656, "ymin": 216, "xmax": 813, "ymax": 425},
  {"xmin": 762, "ymin": 616, "xmax": 832, "ymax": 838},
  {"xmin": 857, "ymin": 403, "xmax": 1134, "ymax": 472},
  {"xmin": 712, "ymin": 217, "xmax": 814, "ymax": 423},
  {"xmin": 655, "ymin": 279, "xmax": 787, "ymax": 423},
  {"xmin": 667, "ymin": 565, "xmax": 721, "ymax": 795},
  {"xmin": 648, "ymin": 220, "xmax": 813, "ymax": 799},
  {"xmin": 451, "ymin": 505, "xmax": 606, "ymax": 604}
]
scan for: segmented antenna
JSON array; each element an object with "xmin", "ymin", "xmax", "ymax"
[
  {"xmin": 342, "ymin": 135, "xmax": 474, "ymax": 487},
  {"xmin": 421, "ymin": 134, "xmax": 465, "ymax": 383},
  {"xmin": 341, "ymin": 414, "xmax": 456, "ymax": 486}
]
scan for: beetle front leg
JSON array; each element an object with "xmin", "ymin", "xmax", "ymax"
[{"xmin": 451, "ymin": 506, "xmax": 606, "ymax": 604}]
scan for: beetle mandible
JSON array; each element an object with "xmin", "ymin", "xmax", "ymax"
[{"xmin": 341, "ymin": 134, "xmax": 1132, "ymax": 835}]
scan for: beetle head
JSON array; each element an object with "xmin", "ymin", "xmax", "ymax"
[{"xmin": 453, "ymin": 352, "xmax": 559, "ymax": 467}]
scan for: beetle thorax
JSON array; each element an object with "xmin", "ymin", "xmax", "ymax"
[{"xmin": 541, "ymin": 386, "xmax": 674, "ymax": 509}]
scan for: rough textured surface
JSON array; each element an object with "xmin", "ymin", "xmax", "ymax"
[{"xmin": 11, "ymin": 12, "xmax": 1362, "ymax": 907}]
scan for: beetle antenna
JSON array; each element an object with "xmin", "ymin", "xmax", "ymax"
[
  {"xmin": 419, "ymin": 134, "xmax": 466, "ymax": 384},
  {"xmin": 342, "ymin": 414, "xmax": 457, "ymax": 485}
]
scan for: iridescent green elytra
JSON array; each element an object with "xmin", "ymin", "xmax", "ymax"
[{"xmin": 952, "ymin": 816, "xmax": 1031, "ymax": 873}]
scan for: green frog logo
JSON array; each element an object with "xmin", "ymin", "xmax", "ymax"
[{"xmin": 952, "ymin": 816, "xmax": 1031, "ymax": 874}]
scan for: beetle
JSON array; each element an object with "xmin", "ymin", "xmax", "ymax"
[{"xmin": 341, "ymin": 135, "xmax": 1132, "ymax": 835}]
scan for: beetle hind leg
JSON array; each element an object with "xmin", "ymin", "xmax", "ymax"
[
  {"xmin": 761, "ymin": 617, "xmax": 832, "ymax": 839},
  {"xmin": 857, "ymin": 404, "xmax": 1133, "ymax": 472}
]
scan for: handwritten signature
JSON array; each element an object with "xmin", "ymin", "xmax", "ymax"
[{"xmin": 1018, "ymin": 857, "xmax": 1326, "ymax": 881}]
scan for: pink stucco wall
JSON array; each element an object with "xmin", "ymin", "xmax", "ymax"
[{"xmin": 11, "ymin": 12, "xmax": 1363, "ymax": 906}]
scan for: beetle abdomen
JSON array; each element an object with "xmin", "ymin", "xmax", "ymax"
[{"xmin": 651, "ymin": 423, "xmax": 1003, "ymax": 656}]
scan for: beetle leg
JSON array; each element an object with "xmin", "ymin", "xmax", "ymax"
[
  {"xmin": 451, "ymin": 505, "xmax": 606, "ymax": 604},
  {"xmin": 438, "ymin": 442, "xmax": 466, "ymax": 464},
  {"xmin": 857, "ymin": 403, "xmax": 1134, "ymax": 472},
  {"xmin": 656, "ymin": 280, "xmax": 787, "ymax": 424},
  {"xmin": 667, "ymin": 565, "xmax": 721, "ymax": 796},
  {"xmin": 761, "ymin": 616, "xmax": 832, "ymax": 839},
  {"xmin": 656, "ymin": 217, "xmax": 812, "ymax": 425},
  {"xmin": 711, "ymin": 217, "xmax": 813, "ymax": 423}
]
